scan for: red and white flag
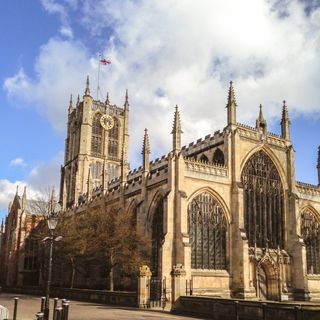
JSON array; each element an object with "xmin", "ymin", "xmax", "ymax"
[{"xmin": 100, "ymin": 58, "xmax": 111, "ymax": 65}]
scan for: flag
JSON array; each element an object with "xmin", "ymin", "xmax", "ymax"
[{"xmin": 100, "ymin": 58, "xmax": 111, "ymax": 65}]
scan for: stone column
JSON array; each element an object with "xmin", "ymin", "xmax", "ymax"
[
  {"xmin": 171, "ymin": 264, "xmax": 186, "ymax": 303},
  {"xmin": 137, "ymin": 265, "xmax": 152, "ymax": 308}
]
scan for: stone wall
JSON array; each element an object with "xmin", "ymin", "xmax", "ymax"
[
  {"xmin": 4, "ymin": 287, "xmax": 137, "ymax": 308},
  {"xmin": 172, "ymin": 296, "xmax": 320, "ymax": 320}
]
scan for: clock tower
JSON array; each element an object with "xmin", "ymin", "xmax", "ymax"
[{"xmin": 59, "ymin": 76, "xmax": 130, "ymax": 208}]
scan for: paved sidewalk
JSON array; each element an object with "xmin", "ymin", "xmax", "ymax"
[{"xmin": 0, "ymin": 293, "xmax": 203, "ymax": 320}]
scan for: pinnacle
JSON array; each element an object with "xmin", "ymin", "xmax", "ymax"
[
  {"xmin": 124, "ymin": 89, "xmax": 129, "ymax": 108},
  {"xmin": 171, "ymin": 105, "xmax": 183, "ymax": 134},
  {"xmin": 142, "ymin": 128, "xmax": 151, "ymax": 154},
  {"xmin": 281, "ymin": 99, "xmax": 290, "ymax": 122},
  {"xmin": 105, "ymin": 92, "xmax": 110, "ymax": 105},
  {"xmin": 68, "ymin": 94, "xmax": 73, "ymax": 113},
  {"xmin": 226, "ymin": 80, "xmax": 237, "ymax": 108},
  {"xmin": 258, "ymin": 104, "xmax": 264, "ymax": 121},
  {"xmin": 85, "ymin": 75, "xmax": 90, "ymax": 96}
]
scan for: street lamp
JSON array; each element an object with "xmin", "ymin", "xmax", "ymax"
[{"xmin": 43, "ymin": 212, "xmax": 60, "ymax": 320}]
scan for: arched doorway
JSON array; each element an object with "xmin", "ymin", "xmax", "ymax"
[
  {"xmin": 256, "ymin": 259, "xmax": 279, "ymax": 301},
  {"xmin": 257, "ymin": 265, "xmax": 268, "ymax": 299}
]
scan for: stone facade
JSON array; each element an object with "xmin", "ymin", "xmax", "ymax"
[
  {"xmin": 0, "ymin": 188, "xmax": 46, "ymax": 286},
  {"xmin": 58, "ymin": 79, "xmax": 320, "ymax": 301}
]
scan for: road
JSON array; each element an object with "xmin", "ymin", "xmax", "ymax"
[{"xmin": 0, "ymin": 293, "xmax": 203, "ymax": 320}]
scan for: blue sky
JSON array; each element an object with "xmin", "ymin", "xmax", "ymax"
[{"xmin": 0, "ymin": 0, "xmax": 319, "ymax": 220}]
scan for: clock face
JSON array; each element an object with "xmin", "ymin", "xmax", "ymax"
[{"xmin": 100, "ymin": 114, "xmax": 114, "ymax": 130}]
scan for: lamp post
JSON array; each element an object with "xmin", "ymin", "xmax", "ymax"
[{"xmin": 43, "ymin": 212, "xmax": 59, "ymax": 320}]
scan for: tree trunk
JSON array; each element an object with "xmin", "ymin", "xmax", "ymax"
[
  {"xmin": 109, "ymin": 267, "xmax": 114, "ymax": 291},
  {"xmin": 70, "ymin": 256, "xmax": 76, "ymax": 289},
  {"xmin": 108, "ymin": 251, "xmax": 114, "ymax": 291}
]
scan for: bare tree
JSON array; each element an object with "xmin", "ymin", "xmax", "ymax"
[{"xmin": 82, "ymin": 204, "xmax": 150, "ymax": 291}]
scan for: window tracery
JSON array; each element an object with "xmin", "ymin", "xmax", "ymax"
[
  {"xmin": 91, "ymin": 113, "xmax": 103, "ymax": 156},
  {"xmin": 241, "ymin": 151, "xmax": 284, "ymax": 249},
  {"xmin": 301, "ymin": 208, "xmax": 320, "ymax": 274},
  {"xmin": 151, "ymin": 199, "xmax": 164, "ymax": 277},
  {"xmin": 188, "ymin": 192, "xmax": 227, "ymax": 270},
  {"xmin": 108, "ymin": 119, "xmax": 119, "ymax": 158}
]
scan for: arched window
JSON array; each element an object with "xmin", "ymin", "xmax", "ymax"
[
  {"xmin": 151, "ymin": 199, "xmax": 164, "ymax": 277},
  {"xmin": 213, "ymin": 149, "xmax": 225, "ymax": 166},
  {"xmin": 199, "ymin": 154, "xmax": 209, "ymax": 163},
  {"xmin": 91, "ymin": 113, "xmax": 103, "ymax": 156},
  {"xmin": 188, "ymin": 192, "xmax": 227, "ymax": 270},
  {"xmin": 301, "ymin": 208, "xmax": 320, "ymax": 274},
  {"xmin": 241, "ymin": 151, "xmax": 284, "ymax": 249},
  {"xmin": 108, "ymin": 119, "xmax": 119, "ymax": 158}
]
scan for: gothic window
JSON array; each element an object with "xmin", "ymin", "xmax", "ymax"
[
  {"xmin": 213, "ymin": 149, "xmax": 225, "ymax": 166},
  {"xmin": 241, "ymin": 151, "xmax": 284, "ymax": 249},
  {"xmin": 108, "ymin": 119, "xmax": 119, "ymax": 158},
  {"xmin": 199, "ymin": 154, "xmax": 209, "ymax": 163},
  {"xmin": 107, "ymin": 163, "xmax": 118, "ymax": 180},
  {"xmin": 301, "ymin": 208, "xmax": 320, "ymax": 274},
  {"xmin": 151, "ymin": 199, "xmax": 164, "ymax": 277},
  {"xmin": 91, "ymin": 162, "xmax": 102, "ymax": 188},
  {"xmin": 188, "ymin": 192, "xmax": 227, "ymax": 270},
  {"xmin": 91, "ymin": 113, "xmax": 103, "ymax": 156}
]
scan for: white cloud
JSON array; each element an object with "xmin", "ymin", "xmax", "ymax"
[
  {"xmin": 4, "ymin": 0, "xmax": 320, "ymax": 169},
  {"xmin": 27, "ymin": 152, "xmax": 63, "ymax": 191},
  {"xmin": 40, "ymin": 0, "xmax": 74, "ymax": 38},
  {"xmin": 10, "ymin": 158, "xmax": 27, "ymax": 167},
  {"xmin": 0, "ymin": 179, "xmax": 43, "ymax": 219},
  {"xmin": 0, "ymin": 152, "xmax": 63, "ymax": 219}
]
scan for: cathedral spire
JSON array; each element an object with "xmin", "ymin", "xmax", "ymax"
[
  {"xmin": 226, "ymin": 81, "xmax": 237, "ymax": 126},
  {"xmin": 317, "ymin": 146, "xmax": 320, "ymax": 186},
  {"xmin": 84, "ymin": 75, "xmax": 91, "ymax": 96},
  {"xmin": 105, "ymin": 92, "xmax": 110, "ymax": 106},
  {"xmin": 21, "ymin": 186, "xmax": 27, "ymax": 210},
  {"xmin": 171, "ymin": 105, "xmax": 183, "ymax": 153},
  {"xmin": 68, "ymin": 94, "xmax": 73, "ymax": 115},
  {"xmin": 142, "ymin": 128, "xmax": 151, "ymax": 172},
  {"xmin": 281, "ymin": 100, "xmax": 291, "ymax": 141},
  {"xmin": 124, "ymin": 89, "xmax": 129, "ymax": 110},
  {"xmin": 256, "ymin": 104, "xmax": 267, "ymax": 134},
  {"xmin": 76, "ymin": 94, "xmax": 80, "ymax": 107}
]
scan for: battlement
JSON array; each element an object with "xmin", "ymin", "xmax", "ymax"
[
  {"xmin": 184, "ymin": 158, "xmax": 228, "ymax": 177},
  {"xmin": 181, "ymin": 130, "xmax": 224, "ymax": 157},
  {"xmin": 296, "ymin": 181, "xmax": 320, "ymax": 196},
  {"xmin": 92, "ymin": 100, "xmax": 125, "ymax": 116}
]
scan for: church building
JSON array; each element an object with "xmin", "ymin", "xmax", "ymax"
[{"xmin": 59, "ymin": 77, "xmax": 320, "ymax": 301}]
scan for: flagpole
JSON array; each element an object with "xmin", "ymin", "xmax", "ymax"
[{"xmin": 97, "ymin": 54, "xmax": 101, "ymax": 100}]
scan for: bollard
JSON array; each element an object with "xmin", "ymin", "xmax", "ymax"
[
  {"xmin": 52, "ymin": 298, "xmax": 59, "ymax": 320},
  {"xmin": 13, "ymin": 297, "xmax": 19, "ymax": 320},
  {"xmin": 294, "ymin": 304, "xmax": 302, "ymax": 320},
  {"xmin": 54, "ymin": 307, "xmax": 63, "ymax": 320},
  {"xmin": 234, "ymin": 301, "xmax": 239, "ymax": 320},
  {"xmin": 62, "ymin": 300, "xmax": 70, "ymax": 320},
  {"xmin": 40, "ymin": 297, "xmax": 46, "ymax": 312},
  {"xmin": 262, "ymin": 302, "xmax": 267, "ymax": 320},
  {"xmin": 36, "ymin": 312, "xmax": 44, "ymax": 320}
]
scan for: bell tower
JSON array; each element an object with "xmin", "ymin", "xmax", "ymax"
[{"xmin": 60, "ymin": 77, "xmax": 130, "ymax": 208}]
